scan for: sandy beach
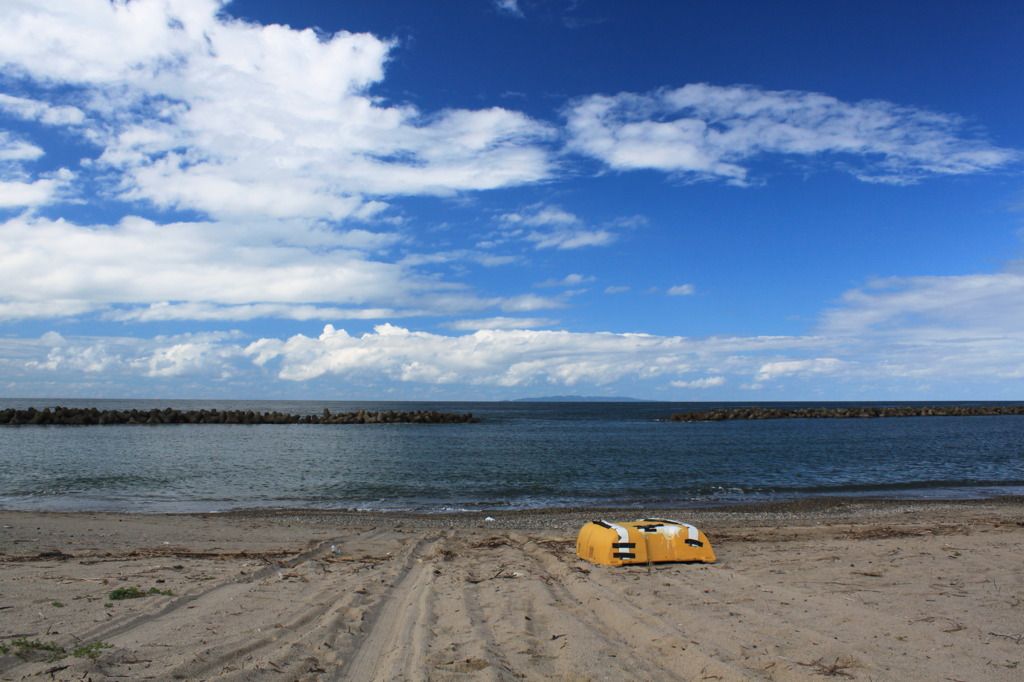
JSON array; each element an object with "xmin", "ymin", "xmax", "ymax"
[{"xmin": 2, "ymin": 498, "xmax": 1022, "ymax": 681}]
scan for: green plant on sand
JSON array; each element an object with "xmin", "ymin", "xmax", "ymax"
[
  {"xmin": 108, "ymin": 585, "xmax": 173, "ymax": 600},
  {"xmin": 0, "ymin": 637, "xmax": 112, "ymax": 663}
]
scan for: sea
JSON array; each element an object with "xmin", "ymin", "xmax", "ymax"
[{"xmin": 1, "ymin": 399, "xmax": 1023, "ymax": 514}]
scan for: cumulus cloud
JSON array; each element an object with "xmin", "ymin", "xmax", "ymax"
[
  {"xmin": 565, "ymin": 83, "xmax": 1018, "ymax": 184},
  {"xmin": 7, "ymin": 321, "xmax": 842, "ymax": 396},
  {"xmin": 27, "ymin": 331, "xmax": 105, "ymax": 373},
  {"xmin": 144, "ymin": 332, "xmax": 247, "ymax": 378},
  {"xmin": 10, "ymin": 251, "xmax": 1024, "ymax": 396},
  {"xmin": 0, "ymin": 0, "xmax": 553, "ymax": 221},
  {"xmin": 242, "ymin": 323, "xmax": 828, "ymax": 386},
  {"xmin": 245, "ymin": 324, "xmax": 617, "ymax": 384},
  {"xmin": 2, "ymin": 2, "xmax": 1020, "ymax": 400},
  {"xmin": 26, "ymin": 330, "xmax": 248, "ymax": 379},
  {"xmin": 0, "ymin": 0, "xmax": 568, "ymax": 328}
]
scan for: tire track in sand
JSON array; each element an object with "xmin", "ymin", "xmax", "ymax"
[
  {"xmin": 16, "ymin": 528, "xmax": 410, "ymax": 681},
  {"xmin": 512, "ymin": 533, "xmax": 759, "ymax": 681},
  {"xmin": 167, "ymin": 528, "xmax": 427, "ymax": 681},
  {"xmin": 422, "ymin": 532, "xmax": 746, "ymax": 681},
  {"xmin": 68, "ymin": 531, "xmax": 390, "ymax": 645},
  {"xmin": 335, "ymin": 533, "xmax": 449, "ymax": 681}
]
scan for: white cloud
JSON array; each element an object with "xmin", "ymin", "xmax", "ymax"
[
  {"xmin": 499, "ymin": 293, "xmax": 565, "ymax": 312},
  {"xmin": 498, "ymin": 203, "xmax": 619, "ymax": 250},
  {"xmin": 755, "ymin": 358, "xmax": 845, "ymax": 382},
  {"xmin": 0, "ymin": 132, "xmax": 44, "ymax": 161},
  {"xmin": 810, "ymin": 268, "xmax": 1024, "ymax": 382},
  {"xmin": 821, "ymin": 272, "xmax": 1024, "ymax": 338},
  {"xmin": 11, "ymin": 260, "xmax": 1024, "ymax": 395},
  {"xmin": 0, "ymin": 0, "xmax": 554, "ymax": 221},
  {"xmin": 0, "ymin": 300, "xmax": 99, "ymax": 321},
  {"xmin": 0, "ymin": 169, "xmax": 74, "ymax": 208},
  {"xmin": 240, "ymin": 323, "xmax": 832, "ymax": 387},
  {"xmin": 1, "ymin": 3, "xmax": 1020, "ymax": 399},
  {"xmin": 29, "ymin": 342, "xmax": 123, "ymax": 374},
  {"xmin": 527, "ymin": 228, "xmax": 616, "ymax": 249},
  {"xmin": 400, "ymin": 249, "xmax": 519, "ymax": 269},
  {"xmin": 0, "ymin": 215, "xmax": 404, "ymax": 308},
  {"xmin": 26, "ymin": 329, "xmax": 248, "ymax": 379},
  {"xmin": 667, "ymin": 284, "xmax": 696, "ymax": 296},
  {"xmin": 501, "ymin": 204, "xmax": 581, "ymax": 227},
  {"xmin": 671, "ymin": 376, "xmax": 725, "ymax": 389},
  {"xmin": 144, "ymin": 333, "xmax": 245, "ymax": 378},
  {"xmin": 105, "ymin": 303, "xmax": 414, "ymax": 323},
  {"xmin": 0, "ymin": 178, "xmax": 59, "ymax": 208},
  {"xmin": 495, "ymin": 0, "xmax": 524, "ymax": 17},
  {"xmin": 24, "ymin": 280, "xmax": 1024, "ymax": 392},
  {"xmin": 536, "ymin": 273, "xmax": 595, "ymax": 287},
  {"xmin": 0, "ymin": 93, "xmax": 85, "ymax": 125},
  {"xmin": 245, "ymin": 324, "xmax": 688, "ymax": 384},
  {"xmin": 446, "ymin": 317, "xmax": 557, "ymax": 331},
  {"xmin": 659, "ymin": 260, "xmax": 1024, "ymax": 390},
  {"xmin": 565, "ymin": 84, "xmax": 1019, "ymax": 184},
  {"xmin": 0, "ymin": 214, "xmax": 556, "ymax": 321}
]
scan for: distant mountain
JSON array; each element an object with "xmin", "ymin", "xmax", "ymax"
[{"xmin": 509, "ymin": 395, "xmax": 652, "ymax": 402}]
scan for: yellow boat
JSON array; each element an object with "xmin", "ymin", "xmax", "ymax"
[{"xmin": 576, "ymin": 518, "xmax": 716, "ymax": 566}]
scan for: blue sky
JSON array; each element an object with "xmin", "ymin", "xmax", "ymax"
[{"xmin": 1, "ymin": 0, "xmax": 1022, "ymax": 400}]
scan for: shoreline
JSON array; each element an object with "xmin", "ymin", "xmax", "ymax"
[
  {"xmin": 214, "ymin": 493, "xmax": 1024, "ymax": 526},
  {"xmin": 3, "ymin": 497, "xmax": 1022, "ymax": 680},
  {"xmin": 4, "ymin": 489, "xmax": 1024, "ymax": 519}
]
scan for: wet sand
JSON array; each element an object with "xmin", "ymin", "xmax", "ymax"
[{"xmin": 1, "ymin": 498, "xmax": 1022, "ymax": 680}]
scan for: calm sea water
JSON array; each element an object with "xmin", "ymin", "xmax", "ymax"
[{"xmin": 1, "ymin": 399, "xmax": 1023, "ymax": 513}]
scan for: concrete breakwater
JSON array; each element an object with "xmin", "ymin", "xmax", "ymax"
[
  {"xmin": 667, "ymin": 405, "xmax": 1024, "ymax": 422},
  {"xmin": 0, "ymin": 406, "xmax": 479, "ymax": 426}
]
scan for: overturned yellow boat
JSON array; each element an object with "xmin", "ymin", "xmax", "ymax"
[{"xmin": 576, "ymin": 518, "xmax": 716, "ymax": 567}]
